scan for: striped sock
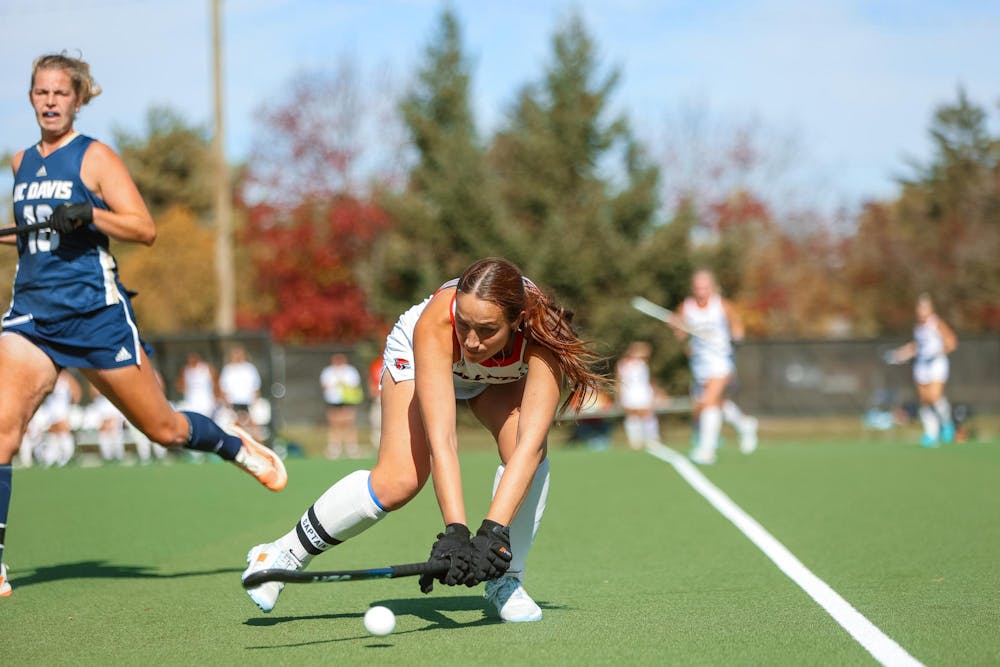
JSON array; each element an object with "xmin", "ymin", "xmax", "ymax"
[
  {"xmin": 276, "ymin": 470, "xmax": 387, "ymax": 562},
  {"xmin": 0, "ymin": 464, "xmax": 11, "ymax": 567}
]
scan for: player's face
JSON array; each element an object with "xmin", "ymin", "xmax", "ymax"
[
  {"xmin": 30, "ymin": 68, "xmax": 79, "ymax": 137},
  {"xmin": 454, "ymin": 293, "xmax": 517, "ymax": 364},
  {"xmin": 692, "ymin": 273, "xmax": 715, "ymax": 303},
  {"xmin": 915, "ymin": 300, "xmax": 932, "ymax": 322}
]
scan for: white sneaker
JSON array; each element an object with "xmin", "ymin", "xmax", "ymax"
[
  {"xmin": 0, "ymin": 563, "xmax": 11, "ymax": 597},
  {"xmin": 739, "ymin": 417, "xmax": 759, "ymax": 454},
  {"xmin": 690, "ymin": 446, "xmax": 717, "ymax": 465},
  {"xmin": 484, "ymin": 575, "xmax": 542, "ymax": 622},
  {"xmin": 243, "ymin": 543, "xmax": 302, "ymax": 612}
]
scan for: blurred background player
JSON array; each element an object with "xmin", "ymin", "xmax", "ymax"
[
  {"xmin": 87, "ymin": 383, "xmax": 125, "ymax": 463},
  {"xmin": 242, "ymin": 258, "xmax": 604, "ymax": 623},
  {"xmin": 175, "ymin": 352, "xmax": 220, "ymax": 462},
  {"xmin": 367, "ymin": 353, "xmax": 384, "ymax": 450},
  {"xmin": 676, "ymin": 270, "xmax": 758, "ymax": 464},
  {"xmin": 36, "ymin": 369, "xmax": 82, "ymax": 467},
  {"xmin": 0, "ymin": 53, "xmax": 285, "ymax": 598},
  {"xmin": 615, "ymin": 341, "xmax": 660, "ymax": 450},
  {"xmin": 175, "ymin": 352, "xmax": 219, "ymax": 421},
  {"xmin": 887, "ymin": 294, "xmax": 958, "ymax": 447},
  {"xmin": 319, "ymin": 353, "xmax": 364, "ymax": 459},
  {"xmin": 219, "ymin": 346, "xmax": 263, "ymax": 439}
]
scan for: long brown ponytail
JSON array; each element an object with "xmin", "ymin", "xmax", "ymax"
[{"xmin": 457, "ymin": 258, "xmax": 605, "ymax": 412}]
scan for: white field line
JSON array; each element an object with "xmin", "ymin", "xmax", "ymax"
[{"xmin": 645, "ymin": 442, "xmax": 924, "ymax": 667}]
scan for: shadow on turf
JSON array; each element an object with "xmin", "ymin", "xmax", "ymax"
[
  {"xmin": 244, "ymin": 595, "xmax": 565, "ymax": 648},
  {"xmin": 245, "ymin": 595, "xmax": 567, "ymax": 649},
  {"xmin": 10, "ymin": 560, "xmax": 242, "ymax": 589}
]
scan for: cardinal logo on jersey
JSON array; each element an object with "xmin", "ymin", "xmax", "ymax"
[{"xmin": 394, "ymin": 358, "xmax": 411, "ymax": 371}]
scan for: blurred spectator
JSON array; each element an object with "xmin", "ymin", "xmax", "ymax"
[
  {"xmin": 87, "ymin": 383, "xmax": 126, "ymax": 463},
  {"xmin": 568, "ymin": 388, "xmax": 615, "ymax": 450},
  {"xmin": 616, "ymin": 341, "xmax": 660, "ymax": 450},
  {"xmin": 38, "ymin": 370, "xmax": 82, "ymax": 466},
  {"xmin": 367, "ymin": 355, "xmax": 385, "ymax": 449},
  {"xmin": 219, "ymin": 346, "xmax": 263, "ymax": 439},
  {"xmin": 320, "ymin": 353, "xmax": 364, "ymax": 459},
  {"xmin": 175, "ymin": 352, "xmax": 219, "ymax": 419}
]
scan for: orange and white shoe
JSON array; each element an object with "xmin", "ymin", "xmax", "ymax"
[
  {"xmin": 231, "ymin": 427, "xmax": 287, "ymax": 492},
  {"xmin": 0, "ymin": 563, "xmax": 11, "ymax": 597}
]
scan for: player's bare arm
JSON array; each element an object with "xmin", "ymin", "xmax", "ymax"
[
  {"xmin": 413, "ymin": 288, "xmax": 466, "ymax": 526},
  {"xmin": 673, "ymin": 302, "xmax": 690, "ymax": 342},
  {"xmin": 723, "ymin": 298, "xmax": 745, "ymax": 341},
  {"xmin": 939, "ymin": 320, "xmax": 958, "ymax": 353},
  {"xmin": 893, "ymin": 341, "xmax": 917, "ymax": 363},
  {"xmin": 487, "ymin": 343, "xmax": 560, "ymax": 526},
  {"xmin": 81, "ymin": 141, "xmax": 156, "ymax": 245}
]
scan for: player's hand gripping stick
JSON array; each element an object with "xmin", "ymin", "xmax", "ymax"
[{"xmin": 419, "ymin": 523, "xmax": 473, "ymax": 594}]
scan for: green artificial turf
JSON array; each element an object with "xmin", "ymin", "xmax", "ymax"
[{"xmin": 2, "ymin": 434, "xmax": 998, "ymax": 665}]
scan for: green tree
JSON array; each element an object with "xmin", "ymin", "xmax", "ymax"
[
  {"xmin": 374, "ymin": 8, "xmax": 512, "ymax": 316},
  {"xmin": 113, "ymin": 107, "xmax": 215, "ymax": 219},
  {"xmin": 490, "ymin": 12, "xmax": 660, "ymax": 357},
  {"xmin": 846, "ymin": 89, "xmax": 1000, "ymax": 333}
]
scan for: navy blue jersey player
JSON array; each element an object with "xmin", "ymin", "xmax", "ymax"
[{"xmin": 0, "ymin": 53, "xmax": 287, "ymax": 598}]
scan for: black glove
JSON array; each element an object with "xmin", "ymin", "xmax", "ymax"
[
  {"xmin": 466, "ymin": 519, "xmax": 512, "ymax": 586},
  {"xmin": 419, "ymin": 523, "xmax": 472, "ymax": 594},
  {"xmin": 48, "ymin": 202, "xmax": 93, "ymax": 234}
]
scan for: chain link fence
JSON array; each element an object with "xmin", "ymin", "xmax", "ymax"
[
  {"xmin": 144, "ymin": 333, "xmax": 998, "ymax": 429},
  {"xmin": 731, "ymin": 335, "xmax": 999, "ymax": 416}
]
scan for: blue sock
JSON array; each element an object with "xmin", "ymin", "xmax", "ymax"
[
  {"xmin": 0, "ymin": 464, "xmax": 11, "ymax": 568},
  {"xmin": 182, "ymin": 412, "xmax": 242, "ymax": 460}
]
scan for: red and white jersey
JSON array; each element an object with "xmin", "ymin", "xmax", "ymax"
[
  {"xmin": 448, "ymin": 288, "xmax": 529, "ymax": 387},
  {"xmin": 382, "ymin": 278, "xmax": 531, "ymax": 400},
  {"xmin": 682, "ymin": 295, "xmax": 733, "ymax": 361},
  {"xmin": 914, "ymin": 316, "xmax": 945, "ymax": 361}
]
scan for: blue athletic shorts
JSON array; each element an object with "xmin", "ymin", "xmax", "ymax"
[{"xmin": 1, "ymin": 297, "xmax": 152, "ymax": 370}]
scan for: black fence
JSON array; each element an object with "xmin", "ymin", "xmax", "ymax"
[
  {"xmin": 731, "ymin": 335, "xmax": 999, "ymax": 416},
  {"xmin": 143, "ymin": 333, "xmax": 998, "ymax": 428}
]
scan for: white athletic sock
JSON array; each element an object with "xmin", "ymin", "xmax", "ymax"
[
  {"xmin": 57, "ymin": 432, "xmax": 75, "ymax": 466},
  {"xmin": 933, "ymin": 397, "xmax": 953, "ymax": 427},
  {"xmin": 721, "ymin": 400, "xmax": 746, "ymax": 426},
  {"xmin": 623, "ymin": 416, "xmax": 644, "ymax": 449},
  {"xmin": 919, "ymin": 405, "xmax": 940, "ymax": 439},
  {"xmin": 493, "ymin": 459, "xmax": 550, "ymax": 581},
  {"xmin": 98, "ymin": 431, "xmax": 114, "ymax": 460},
  {"xmin": 39, "ymin": 435, "xmax": 57, "ymax": 467},
  {"xmin": 699, "ymin": 407, "xmax": 722, "ymax": 452},
  {"xmin": 19, "ymin": 433, "xmax": 36, "ymax": 467},
  {"xmin": 277, "ymin": 469, "xmax": 387, "ymax": 563},
  {"xmin": 133, "ymin": 427, "xmax": 152, "ymax": 462},
  {"xmin": 642, "ymin": 415, "xmax": 660, "ymax": 445}
]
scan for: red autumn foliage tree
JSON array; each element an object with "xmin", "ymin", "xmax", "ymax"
[
  {"xmin": 235, "ymin": 62, "xmax": 395, "ymax": 343},
  {"xmin": 238, "ymin": 195, "xmax": 388, "ymax": 342}
]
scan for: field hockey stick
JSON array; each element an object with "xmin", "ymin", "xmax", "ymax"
[
  {"xmin": 630, "ymin": 296, "xmax": 728, "ymax": 354},
  {"xmin": 0, "ymin": 221, "xmax": 55, "ymax": 237},
  {"xmin": 242, "ymin": 561, "xmax": 449, "ymax": 588}
]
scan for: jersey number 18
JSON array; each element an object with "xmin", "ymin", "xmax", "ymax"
[{"xmin": 21, "ymin": 204, "xmax": 60, "ymax": 253}]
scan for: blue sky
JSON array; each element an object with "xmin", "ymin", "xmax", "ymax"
[{"xmin": 1, "ymin": 0, "xmax": 998, "ymax": 211}]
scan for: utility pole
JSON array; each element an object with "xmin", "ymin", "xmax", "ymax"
[{"xmin": 212, "ymin": 0, "xmax": 235, "ymax": 334}]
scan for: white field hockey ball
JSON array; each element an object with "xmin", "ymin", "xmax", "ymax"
[{"xmin": 364, "ymin": 605, "xmax": 396, "ymax": 636}]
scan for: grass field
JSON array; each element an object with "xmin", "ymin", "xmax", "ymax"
[{"xmin": 3, "ymin": 426, "xmax": 999, "ymax": 665}]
